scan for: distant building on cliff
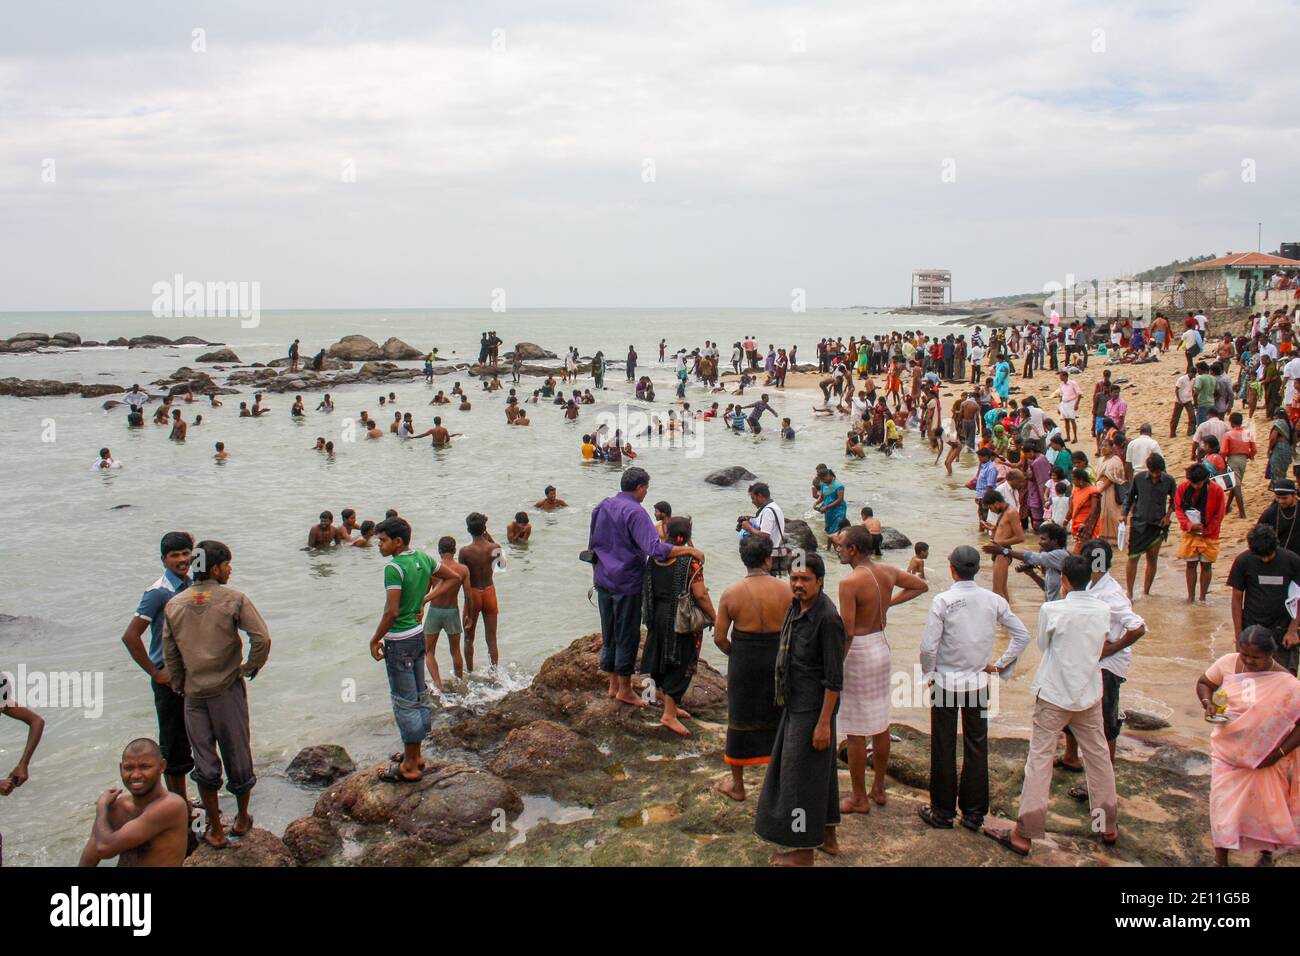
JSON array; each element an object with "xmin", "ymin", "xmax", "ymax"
[
  {"xmin": 911, "ymin": 269, "xmax": 951, "ymax": 308},
  {"xmin": 1176, "ymin": 251, "xmax": 1300, "ymax": 310}
]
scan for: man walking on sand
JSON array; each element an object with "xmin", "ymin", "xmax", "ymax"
[
  {"xmin": 588, "ymin": 467, "xmax": 704, "ymax": 708},
  {"xmin": 834, "ymin": 526, "xmax": 927, "ymax": 813}
]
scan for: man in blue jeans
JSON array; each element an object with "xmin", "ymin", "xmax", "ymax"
[
  {"xmin": 588, "ymin": 467, "xmax": 704, "ymax": 707},
  {"xmin": 370, "ymin": 516, "xmax": 464, "ymax": 782}
]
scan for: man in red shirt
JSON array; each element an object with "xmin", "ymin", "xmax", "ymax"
[
  {"xmin": 1221, "ymin": 411, "xmax": 1257, "ymax": 519},
  {"xmin": 1174, "ymin": 463, "xmax": 1227, "ymax": 603}
]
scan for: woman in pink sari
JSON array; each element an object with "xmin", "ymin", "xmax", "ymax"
[{"xmin": 1196, "ymin": 626, "xmax": 1300, "ymax": 866}]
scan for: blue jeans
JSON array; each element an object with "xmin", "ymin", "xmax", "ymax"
[
  {"xmin": 384, "ymin": 636, "xmax": 432, "ymax": 744},
  {"xmin": 1195, "ymin": 405, "xmax": 1212, "ymax": 425},
  {"xmin": 597, "ymin": 588, "xmax": 642, "ymax": 676}
]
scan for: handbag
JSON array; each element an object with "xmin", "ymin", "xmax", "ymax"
[{"xmin": 674, "ymin": 564, "xmax": 710, "ymax": 632}]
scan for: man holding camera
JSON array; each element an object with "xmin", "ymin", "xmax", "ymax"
[{"xmin": 738, "ymin": 482, "xmax": 789, "ymax": 575}]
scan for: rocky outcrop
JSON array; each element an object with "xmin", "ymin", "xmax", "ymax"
[
  {"xmin": 381, "ymin": 337, "xmax": 423, "ymax": 360},
  {"xmin": 282, "ymin": 816, "xmax": 342, "ymax": 864},
  {"xmin": 0, "ymin": 340, "xmax": 42, "ymax": 353},
  {"xmin": 783, "ymin": 517, "xmax": 819, "ymax": 553},
  {"xmin": 51, "ymin": 332, "xmax": 81, "ymax": 345},
  {"xmin": 287, "ymin": 744, "xmax": 356, "ymax": 786},
  {"xmin": 129, "ymin": 335, "xmax": 174, "ymax": 348},
  {"xmin": 9, "ymin": 332, "xmax": 49, "ymax": 343},
  {"xmin": 704, "ymin": 466, "xmax": 758, "ymax": 487},
  {"xmin": 184, "ymin": 828, "xmax": 295, "ymax": 867},
  {"xmin": 506, "ymin": 343, "xmax": 556, "ymax": 361},
  {"xmin": 197, "ymin": 348, "xmax": 241, "ymax": 363},
  {"xmin": 486, "ymin": 720, "xmax": 606, "ymax": 788},
  {"xmin": 328, "ymin": 335, "xmax": 384, "ymax": 361},
  {"xmin": 0, "ymin": 378, "xmax": 124, "ymax": 399}
]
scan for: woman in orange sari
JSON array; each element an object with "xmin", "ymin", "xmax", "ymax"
[{"xmin": 1196, "ymin": 625, "xmax": 1300, "ymax": 866}]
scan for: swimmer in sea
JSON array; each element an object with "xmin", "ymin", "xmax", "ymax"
[
  {"xmin": 458, "ymin": 396, "xmax": 472, "ymax": 411},
  {"xmin": 535, "ymin": 486, "xmax": 568, "ymax": 511},
  {"xmin": 430, "ymin": 390, "xmax": 450, "ymax": 405},
  {"xmin": 460, "ymin": 513, "xmax": 502, "ymax": 670},
  {"xmin": 314, "ymin": 437, "xmax": 326, "ymax": 451},
  {"xmin": 292, "ymin": 395, "xmax": 305, "ymax": 417},
  {"xmin": 325, "ymin": 441, "xmax": 335, "ymax": 457},
  {"xmin": 169, "ymin": 409, "xmax": 187, "ymax": 442},
  {"xmin": 781, "ymin": 417, "xmax": 796, "ymax": 440},
  {"xmin": 512, "ymin": 410, "xmax": 530, "ymax": 426},
  {"xmin": 507, "ymin": 512, "xmax": 532, "ymax": 542},
  {"xmin": 350, "ymin": 520, "xmax": 376, "ymax": 548},
  {"xmin": 94, "ymin": 447, "xmax": 121, "ymax": 470},
  {"xmin": 365, "ymin": 420, "xmax": 384, "ymax": 439},
  {"xmin": 239, "ymin": 402, "xmax": 252, "ymax": 418},
  {"xmin": 192, "ymin": 414, "xmax": 203, "ymax": 426},
  {"xmin": 77, "ymin": 738, "xmax": 188, "ymax": 868},
  {"xmin": 846, "ymin": 431, "xmax": 865, "ymax": 458},
  {"xmin": 317, "ymin": 394, "xmax": 334, "ymax": 412},
  {"xmin": 214, "ymin": 441, "xmax": 228, "ymax": 461},
  {"xmin": 252, "ymin": 393, "xmax": 269, "ymax": 416},
  {"xmin": 308, "ymin": 511, "xmax": 338, "ymax": 548},
  {"xmin": 390, "ymin": 411, "xmax": 402, "ymax": 434},
  {"xmin": 339, "ymin": 509, "xmax": 361, "ymax": 541},
  {"xmin": 209, "ymin": 394, "xmax": 222, "ymax": 408},
  {"xmin": 412, "ymin": 416, "xmax": 459, "ymax": 447}
]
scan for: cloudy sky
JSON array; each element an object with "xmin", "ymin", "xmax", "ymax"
[{"xmin": 1, "ymin": 0, "xmax": 1297, "ymax": 310}]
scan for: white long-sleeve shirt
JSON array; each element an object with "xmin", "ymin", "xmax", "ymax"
[
  {"xmin": 1086, "ymin": 573, "xmax": 1146, "ymax": 680},
  {"xmin": 1030, "ymin": 591, "xmax": 1111, "ymax": 711},
  {"xmin": 919, "ymin": 580, "xmax": 1032, "ymax": 692}
]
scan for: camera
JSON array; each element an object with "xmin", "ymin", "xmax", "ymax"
[{"xmin": 736, "ymin": 515, "xmax": 751, "ymax": 532}]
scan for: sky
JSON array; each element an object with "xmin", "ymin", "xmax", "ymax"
[{"xmin": 1, "ymin": 0, "xmax": 1298, "ymax": 310}]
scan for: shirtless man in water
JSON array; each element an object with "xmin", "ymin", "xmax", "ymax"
[
  {"xmin": 421, "ymin": 537, "xmax": 472, "ymax": 689},
  {"xmin": 413, "ymin": 416, "xmax": 458, "ymax": 447},
  {"xmin": 507, "ymin": 512, "xmax": 531, "ymax": 541},
  {"xmin": 834, "ymin": 526, "xmax": 927, "ymax": 813},
  {"xmin": 308, "ymin": 511, "xmax": 337, "ymax": 548},
  {"xmin": 712, "ymin": 536, "xmax": 793, "ymax": 801},
  {"xmin": 535, "ymin": 486, "xmax": 568, "ymax": 511},
  {"xmin": 981, "ymin": 489, "xmax": 1025, "ymax": 601},
  {"xmin": 78, "ymin": 739, "xmax": 188, "ymax": 867},
  {"xmin": 459, "ymin": 513, "xmax": 501, "ymax": 669}
]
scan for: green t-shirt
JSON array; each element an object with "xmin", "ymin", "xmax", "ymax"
[
  {"xmin": 1193, "ymin": 374, "xmax": 1216, "ymax": 407},
  {"xmin": 384, "ymin": 550, "xmax": 436, "ymax": 639}
]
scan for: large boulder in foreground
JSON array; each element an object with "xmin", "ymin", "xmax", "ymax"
[
  {"xmin": 184, "ymin": 827, "xmax": 295, "ymax": 867},
  {"xmin": 328, "ymin": 334, "xmax": 384, "ymax": 361},
  {"xmin": 704, "ymin": 466, "xmax": 758, "ymax": 487},
  {"xmin": 282, "ymin": 816, "xmax": 342, "ymax": 864},
  {"xmin": 486, "ymin": 720, "xmax": 606, "ymax": 786},
  {"xmin": 197, "ymin": 348, "xmax": 241, "ymax": 363},
  {"xmin": 314, "ymin": 760, "xmax": 522, "ymax": 847},
  {"xmin": 381, "ymin": 337, "xmax": 423, "ymax": 360},
  {"xmin": 287, "ymin": 744, "xmax": 356, "ymax": 787}
]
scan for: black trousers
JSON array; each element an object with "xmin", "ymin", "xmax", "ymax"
[{"xmin": 928, "ymin": 686, "xmax": 989, "ymax": 823}]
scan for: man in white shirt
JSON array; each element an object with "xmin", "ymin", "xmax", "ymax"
[
  {"xmin": 983, "ymin": 554, "xmax": 1119, "ymax": 856},
  {"xmin": 1283, "ymin": 354, "xmax": 1300, "ymax": 406},
  {"xmin": 917, "ymin": 546, "xmax": 1030, "ymax": 831},
  {"xmin": 967, "ymin": 343, "xmax": 985, "ymax": 384},
  {"xmin": 124, "ymin": 384, "xmax": 150, "ymax": 411},
  {"xmin": 1057, "ymin": 541, "xmax": 1146, "ymax": 799},
  {"xmin": 1123, "ymin": 423, "xmax": 1162, "ymax": 480},
  {"xmin": 738, "ymin": 482, "xmax": 787, "ymax": 576},
  {"xmin": 1170, "ymin": 372, "xmax": 1195, "ymax": 438}
]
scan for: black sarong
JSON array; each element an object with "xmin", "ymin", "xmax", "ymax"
[
  {"xmin": 754, "ymin": 708, "xmax": 841, "ymax": 848},
  {"xmin": 724, "ymin": 630, "xmax": 781, "ymax": 765}
]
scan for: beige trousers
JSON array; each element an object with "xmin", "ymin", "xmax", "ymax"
[{"xmin": 1017, "ymin": 696, "xmax": 1118, "ymax": 840}]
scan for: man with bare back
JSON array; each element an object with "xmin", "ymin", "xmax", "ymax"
[
  {"xmin": 982, "ymin": 489, "xmax": 1025, "ymax": 600},
  {"xmin": 459, "ymin": 513, "xmax": 502, "ymax": 670},
  {"xmin": 79, "ymin": 738, "xmax": 189, "ymax": 867},
  {"xmin": 712, "ymin": 535, "xmax": 793, "ymax": 801},
  {"xmin": 835, "ymin": 526, "xmax": 927, "ymax": 813},
  {"xmin": 422, "ymin": 536, "xmax": 472, "ymax": 689}
]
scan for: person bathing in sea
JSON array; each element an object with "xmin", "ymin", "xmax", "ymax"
[{"xmin": 78, "ymin": 738, "xmax": 188, "ymax": 868}]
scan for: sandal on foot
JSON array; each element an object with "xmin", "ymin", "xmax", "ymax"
[
  {"xmin": 959, "ymin": 815, "xmax": 983, "ymax": 832},
  {"xmin": 982, "ymin": 826, "xmax": 1030, "ymax": 857},
  {"xmin": 378, "ymin": 762, "xmax": 425, "ymax": 784},
  {"xmin": 1053, "ymin": 757, "xmax": 1084, "ymax": 773},
  {"xmin": 917, "ymin": 805, "xmax": 954, "ymax": 829}
]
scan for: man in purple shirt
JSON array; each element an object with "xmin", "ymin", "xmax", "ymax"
[
  {"xmin": 588, "ymin": 467, "xmax": 704, "ymax": 706},
  {"xmin": 1021, "ymin": 439, "xmax": 1052, "ymax": 530}
]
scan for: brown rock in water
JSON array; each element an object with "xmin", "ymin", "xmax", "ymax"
[
  {"xmin": 704, "ymin": 466, "xmax": 758, "ymax": 486},
  {"xmin": 197, "ymin": 348, "xmax": 241, "ymax": 363},
  {"xmin": 3, "ymin": 340, "xmax": 42, "ymax": 353},
  {"xmin": 782, "ymin": 517, "xmax": 819, "ymax": 553},
  {"xmin": 287, "ymin": 744, "xmax": 356, "ymax": 786},
  {"xmin": 506, "ymin": 342, "xmax": 556, "ymax": 361},
  {"xmin": 0, "ymin": 378, "xmax": 80, "ymax": 397},
  {"xmin": 79, "ymin": 384, "xmax": 125, "ymax": 398},
  {"xmin": 487, "ymin": 720, "xmax": 605, "ymax": 784},
  {"xmin": 361, "ymin": 836, "xmax": 441, "ymax": 866},
  {"xmin": 314, "ymin": 760, "xmax": 521, "ymax": 846},
  {"xmin": 184, "ymin": 827, "xmax": 295, "ymax": 867},
  {"xmin": 282, "ymin": 816, "xmax": 342, "ymax": 864},
  {"xmin": 9, "ymin": 332, "xmax": 50, "ymax": 343},
  {"xmin": 128, "ymin": 334, "xmax": 174, "ymax": 348},
  {"xmin": 328, "ymin": 334, "xmax": 384, "ymax": 361},
  {"xmin": 380, "ymin": 337, "xmax": 423, "ymax": 360},
  {"xmin": 51, "ymin": 332, "xmax": 81, "ymax": 345}
]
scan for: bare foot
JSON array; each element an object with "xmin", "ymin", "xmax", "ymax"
[
  {"xmin": 231, "ymin": 814, "xmax": 253, "ymax": 837},
  {"xmin": 674, "ymin": 707, "xmax": 692, "ymax": 719},
  {"xmin": 769, "ymin": 848, "xmax": 814, "ymax": 866},
  {"xmin": 819, "ymin": 829, "xmax": 840, "ymax": 856},
  {"xmin": 870, "ymin": 786, "xmax": 887, "ymax": 806},
  {"xmin": 661, "ymin": 715, "xmax": 691, "ymax": 736},
  {"xmin": 839, "ymin": 795, "xmax": 872, "ymax": 815},
  {"xmin": 614, "ymin": 690, "xmax": 648, "ymax": 708},
  {"xmin": 202, "ymin": 826, "xmax": 228, "ymax": 849},
  {"xmin": 716, "ymin": 778, "xmax": 746, "ymax": 802}
]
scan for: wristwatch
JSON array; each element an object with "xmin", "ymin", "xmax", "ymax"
[{"xmin": 1001, "ymin": 547, "xmax": 1011, "ymax": 557}]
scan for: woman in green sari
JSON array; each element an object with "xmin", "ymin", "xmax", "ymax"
[{"xmin": 1267, "ymin": 407, "xmax": 1294, "ymax": 483}]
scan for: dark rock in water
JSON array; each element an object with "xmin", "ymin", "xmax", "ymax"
[
  {"xmin": 328, "ymin": 334, "xmax": 384, "ymax": 361},
  {"xmin": 359, "ymin": 361, "xmax": 397, "ymax": 377},
  {"xmin": 287, "ymin": 744, "xmax": 356, "ymax": 786},
  {"xmin": 1123, "ymin": 709, "xmax": 1171, "ymax": 731},
  {"xmin": 173, "ymin": 335, "xmax": 216, "ymax": 346},
  {"xmin": 0, "ymin": 377, "xmax": 80, "ymax": 397},
  {"xmin": 106, "ymin": 337, "xmax": 130, "ymax": 347},
  {"xmin": 704, "ymin": 466, "xmax": 758, "ymax": 487},
  {"xmin": 3, "ymin": 340, "xmax": 42, "ymax": 353},
  {"xmin": 381, "ymin": 337, "xmax": 423, "ymax": 360},
  {"xmin": 269, "ymin": 356, "xmax": 352, "ymax": 371},
  {"xmin": 487, "ymin": 720, "xmax": 606, "ymax": 786},
  {"xmin": 111, "ymin": 504, "xmax": 132, "ymax": 510},
  {"xmin": 51, "ymin": 331, "xmax": 81, "ymax": 345},
  {"xmin": 314, "ymin": 760, "xmax": 522, "ymax": 847},
  {"xmin": 9, "ymin": 332, "xmax": 50, "ymax": 343},
  {"xmin": 1147, "ymin": 745, "xmax": 1211, "ymax": 776},
  {"xmin": 102, "ymin": 400, "xmax": 123, "ymax": 410},
  {"xmin": 783, "ymin": 517, "xmax": 819, "ymax": 553},
  {"xmin": 184, "ymin": 827, "xmax": 295, "ymax": 867},
  {"xmin": 82, "ymin": 340, "xmax": 103, "ymax": 347},
  {"xmin": 197, "ymin": 348, "xmax": 240, "ymax": 363},
  {"xmin": 128, "ymin": 334, "xmax": 174, "ymax": 348},
  {"xmin": 79, "ymin": 384, "xmax": 125, "ymax": 398},
  {"xmin": 880, "ymin": 527, "xmax": 911, "ymax": 550},
  {"xmin": 282, "ymin": 816, "xmax": 341, "ymax": 864},
  {"xmin": 507, "ymin": 342, "xmax": 556, "ymax": 361}
]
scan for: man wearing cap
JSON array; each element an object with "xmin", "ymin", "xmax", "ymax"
[
  {"xmin": 918, "ymin": 546, "xmax": 1030, "ymax": 831},
  {"xmin": 1258, "ymin": 480, "xmax": 1300, "ymax": 556}
]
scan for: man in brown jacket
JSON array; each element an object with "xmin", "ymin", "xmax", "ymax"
[{"xmin": 162, "ymin": 540, "xmax": 270, "ymax": 849}]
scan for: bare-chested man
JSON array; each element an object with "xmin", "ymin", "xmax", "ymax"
[
  {"xmin": 981, "ymin": 489, "xmax": 1025, "ymax": 600},
  {"xmin": 535, "ymin": 486, "xmax": 568, "ymax": 511},
  {"xmin": 959, "ymin": 393, "xmax": 981, "ymax": 450},
  {"xmin": 422, "ymin": 537, "xmax": 472, "ymax": 689},
  {"xmin": 835, "ymin": 526, "xmax": 927, "ymax": 812},
  {"xmin": 78, "ymin": 738, "xmax": 188, "ymax": 867},
  {"xmin": 308, "ymin": 511, "xmax": 337, "ymax": 548},
  {"xmin": 413, "ymin": 416, "xmax": 458, "ymax": 447},
  {"xmin": 507, "ymin": 512, "xmax": 531, "ymax": 541},
  {"xmin": 713, "ymin": 535, "xmax": 793, "ymax": 801},
  {"xmin": 459, "ymin": 513, "xmax": 501, "ymax": 669}
]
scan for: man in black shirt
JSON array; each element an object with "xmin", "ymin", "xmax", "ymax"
[
  {"xmin": 1227, "ymin": 524, "xmax": 1300, "ymax": 674},
  {"xmin": 1257, "ymin": 479, "xmax": 1300, "ymax": 556},
  {"xmin": 1120, "ymin": 453, "xmax": 1177, "ymax": 598}
]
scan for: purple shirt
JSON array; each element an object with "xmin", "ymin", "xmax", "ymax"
[
  {"xmin": 588, "ymin": 491, "xmax": 674, "ymax": 596},
  {"xmin": 1025, "ymin": 453, "xmax": 1051, "ymax": 517}
]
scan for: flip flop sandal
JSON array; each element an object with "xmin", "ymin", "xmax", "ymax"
[
  {"xmin": 917, "ymin": 805, "xmax": 954, "ymax": 829},
  {"xmin": 959, "ymin": 816, "xmax": 983, "ymax": 832},
  {"xmin": 1067, "ymin": 784, "xmax": 1089, "ymax": 801},
  {"xmin": 983, "ymin": 826, "xmax": 1030, "ymax": 857},
  {"xmin": 378, "ymin": 762, "xmax": 425, "ymax": 784},
  {"xmin": 1053, "ymin": 757, "xmax": 1084, "ymax": 773}
]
